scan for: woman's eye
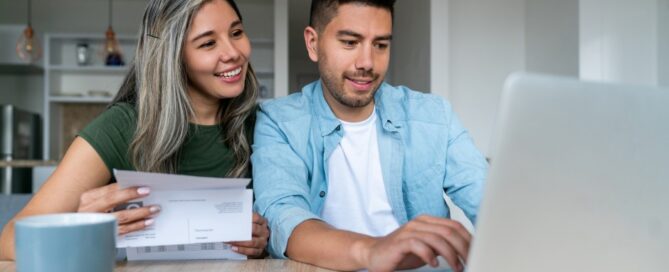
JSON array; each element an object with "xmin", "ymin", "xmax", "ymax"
[
  {"xmin": 376, "ymin": 43, "xmax": 389, "ymax": 50},
  {"xmin": 199, "ymin": 40, "xmax": 215, "ymax": 49},
  {"xmin": 232, "ymin": 29, "xmax": 245, "ymax": 38}
]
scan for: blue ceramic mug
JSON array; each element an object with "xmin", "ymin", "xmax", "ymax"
[{"xmin": 15, "ymin": 213, "xmax": 117, "ymax": 272}]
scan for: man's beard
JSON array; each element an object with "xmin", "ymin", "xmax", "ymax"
[{"xmin": 319, "ymin": 64, "xmax": 381, "ymax": 108}]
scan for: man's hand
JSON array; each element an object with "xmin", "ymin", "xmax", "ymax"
[
  {"xmin": 77, "ymin": 183, "xmax": 160, "ymax": 235},
  {"xmin": 228, "ymin": 212, "xmax": 270, "ymax": 258},
  {"xmin": 362, "ymin": 215, "xmax": 471, "ymax": 272}
]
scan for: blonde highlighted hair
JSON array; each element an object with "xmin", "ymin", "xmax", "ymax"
[{"xmin": 112, "ymin": 0, "xmax": 258, "ymax": 177}]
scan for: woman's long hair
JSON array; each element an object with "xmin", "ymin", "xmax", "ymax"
[{"xmin": 111, "ymin": 0, "xmax": 258, "ymax": 177}]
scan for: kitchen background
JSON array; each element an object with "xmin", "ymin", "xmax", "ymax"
[{"xmin": 1, "ymin": 0, "xmax": 668, "ymax": 194}]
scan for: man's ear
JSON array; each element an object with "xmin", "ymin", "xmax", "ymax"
[{"xmin": 304, "ymin": 26, "xmax": 319, "ymax": 62}]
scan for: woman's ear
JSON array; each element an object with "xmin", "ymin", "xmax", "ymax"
[{"xmin": 304, "ymin": 26, "xmax": 319, "ymax": 62}]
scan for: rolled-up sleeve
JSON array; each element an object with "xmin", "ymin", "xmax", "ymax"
[
  {"xmin": 441, "ymin": 99, "xmax": 489, "ymax": 225},
  {"xmin": 251, "ymin": 107, "xmax": 320, "ymax": 258}
]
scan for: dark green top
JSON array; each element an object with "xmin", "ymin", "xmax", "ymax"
[{"xmin": 78, "ymin": 103, "xmax": 236, "ymax": 179}]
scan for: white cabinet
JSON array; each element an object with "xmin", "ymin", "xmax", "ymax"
[{"xmin": 42, "ymin": 33, "xmax": 136, "ymax": 160}]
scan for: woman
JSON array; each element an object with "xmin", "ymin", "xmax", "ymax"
[{"xmin": 0, "ymin": 0, "xmax": 269, "ymax": 259}]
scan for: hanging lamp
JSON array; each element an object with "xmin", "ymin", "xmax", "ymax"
[
  {"xmin": 16, "ymin": 0, "xmax": 42, "ymax": 63},
  {"xmin": 104, "ymin": 0, "xmax": 124, "ymax": 66}
]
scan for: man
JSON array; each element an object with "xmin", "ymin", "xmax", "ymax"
[{"xmin": 252, "ymin": 0, "xmax": 487, "ymax": 271}]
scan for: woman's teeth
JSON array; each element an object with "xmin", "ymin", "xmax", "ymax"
[{"xmin": 216, "ymin": 67, "xmax": 242, "ymax": 78}]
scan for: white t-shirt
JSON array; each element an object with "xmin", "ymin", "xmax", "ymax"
[{"xmin": 321, "ymin": 109, "xmax": 400, "ymax": 237}]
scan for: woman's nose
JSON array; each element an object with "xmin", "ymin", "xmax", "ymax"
[{"xmin": 218, "ymin": 40, "xmax": 241, "ymax": 63}]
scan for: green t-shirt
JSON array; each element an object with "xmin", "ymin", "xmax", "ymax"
[{"xmin": 79, "ymin": 103, "xmax": 238, "ymax": 179}]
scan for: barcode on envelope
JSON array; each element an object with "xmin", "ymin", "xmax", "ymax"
[{"xmin": 137, "ymin": 243, "xmax": 233, "ymax": 253}]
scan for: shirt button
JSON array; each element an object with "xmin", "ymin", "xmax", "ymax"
[{"xmin": 319, "ymin": 191, "xmax": 326, "ymax": 197}]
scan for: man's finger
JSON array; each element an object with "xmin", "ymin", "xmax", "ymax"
[
  {"xmin": 410, "ymin": 231, "xmax": 462, "ymax": 270},
  {"xmin": 415, "ymin": 215, "xmax": 472, "ymax": 243},
  {"xmin": 412, "ymin": 222, "xmax": 470, "ymax": 261},
  {"xmin": 399, "ymin": 237, "xmax": 438, "ymax": 268}
]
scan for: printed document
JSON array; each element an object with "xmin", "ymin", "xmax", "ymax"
[{"xmin": 113, "ymin": 170, "xmax": 252, "ymax": 260}]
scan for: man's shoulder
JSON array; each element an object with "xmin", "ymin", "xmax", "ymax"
[
  {"xmin": 379, "ymin": 84, "xmax": 453, "ymax": 125},
  {"xmin": 258, "ymin": 84, "xmax": 317, "ymax": 122}
]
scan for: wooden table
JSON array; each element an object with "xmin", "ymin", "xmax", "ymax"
[{"xmin": 0, "ymin": 259, "xmax": 336, "ymax": 272}]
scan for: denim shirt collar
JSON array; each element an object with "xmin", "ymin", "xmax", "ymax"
[
  {"xmin": 313, "ymin": 80, "xmax": 404, "ymax": 135},
  {"xmin": 311, "ymin": 80, "xmax": 410, "ymax": 224}
]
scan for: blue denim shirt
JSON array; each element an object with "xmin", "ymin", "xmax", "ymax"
[{"xmin": 252, "ymin": 81, "xmax": 488, "ymax": 258}]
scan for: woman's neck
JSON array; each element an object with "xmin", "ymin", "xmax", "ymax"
[{"xmin": 188, "ymin": 88, "xmax": 220, "ymax": 126}]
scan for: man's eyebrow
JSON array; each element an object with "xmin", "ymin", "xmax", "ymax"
[
  {"xmin": 336, "ymin": 30, "xmax": 393, "ymax": 42},
  {"xmin": 336, "ymin": 30, "xmax": 363, "ymax": 39}
]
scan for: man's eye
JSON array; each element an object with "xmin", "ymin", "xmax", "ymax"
[
  {"xmin": 341, "ymin": 40, "xmax": 358, "ymax": 47},
  {"xmin": 199, "ymin": 40, "xmax": 215, "ymax": 48}
]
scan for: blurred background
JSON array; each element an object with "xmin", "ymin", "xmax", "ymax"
[{"xmin": 0, "ymin": 0, "xmax": 667, "ymax": 194}]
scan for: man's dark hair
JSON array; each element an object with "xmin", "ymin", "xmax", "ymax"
[{"xmin": 309, "ymin": 0, "xmax": 396, "ymax": 32}]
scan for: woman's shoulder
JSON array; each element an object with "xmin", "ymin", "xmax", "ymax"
[
  {"xmin": 104, "ymin": 102, "xmax": 137, "ymax": 122},
  {"xmin": 80, "ymin": 102, "xmax": 137, "ymax": 138}
]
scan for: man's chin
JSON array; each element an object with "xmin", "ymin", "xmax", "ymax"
[{"xmin": 339, "ymin": 94, "xmax": 375, "ymax": 108}]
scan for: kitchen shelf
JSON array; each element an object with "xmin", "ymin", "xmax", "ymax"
[
  {"xmin": 43, "ymin": 33, "xmax": 137, "ymax": 160},
  {"xmin": 48, "ymin": 96, "xmax": 113, "ymax": 104},
  {"xmin": 47, "ymin": 65, "xmax": 129, "ymax": 73}
]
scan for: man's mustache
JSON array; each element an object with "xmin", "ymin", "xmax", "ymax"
[{"xmin": 344, "ymin": 70, "xmax": 379, "ymax": 81}]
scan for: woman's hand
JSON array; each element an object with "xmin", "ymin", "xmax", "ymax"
[
  {"xmin": 229, "ymin": 212, "xmax": 270, "ymax": 258},
  {"xmin": 77, "ymin": 183, "xmax": 160, "ymax": 235}
]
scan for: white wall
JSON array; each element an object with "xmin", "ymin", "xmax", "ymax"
[
  {"xmin": 0, "ymin": 0, "xmax": 146, "ymax": 35},
  {"xmin": 288, "ymin": 0, "xmax": 319, "ymax": 93},
  {"xmin": 525, "ymin": 0, "xmax": 579, "ymax": 76},
  {"xmin": 388, "ymin": 0, "xmax": 430, "ymax": 92},
  {"xmin": 272, "ymin": 0, "xmax": 289, "ymax": 98},
  {"xmin": 660, "ymin": 0, "xmax": 669, "ymax": 86},
  {"xmin": 430, "ymin": 0, "xmax": 449, "ymax": 98},
  {"xmin": 580, "ymin": 0, "xmax": 659, "ymax": 85},
  {"xmin": 448, "ymin": 0, "xmax": 526, "ymax": 156}
]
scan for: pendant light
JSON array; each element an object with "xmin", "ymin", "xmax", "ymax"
[
  {"xmin": 16, "ymin": 0, "xmax": 42, "ymax": 63},
  {"xmin": 104, "ymin": 0, "xmax": 124, "ymax": 66}
]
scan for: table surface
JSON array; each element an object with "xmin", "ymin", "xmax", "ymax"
[{"xmin": 0, "ymin": 259, "xmax": 336, "ymax": 272}]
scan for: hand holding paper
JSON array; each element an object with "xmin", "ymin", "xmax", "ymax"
[{"xmin": 112, "ymin": 170, "xmax": 254, "ymax": 260}]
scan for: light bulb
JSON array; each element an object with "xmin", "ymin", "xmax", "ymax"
[
  {"xmin": 104, "ymin": 26, "xmax": 124, "ymax": 66},
  {"xmin": 16, "ymin": 26, "xmax": 42, "ymax": 63}
]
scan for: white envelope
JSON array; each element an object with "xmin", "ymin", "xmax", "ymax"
[{"xmin": 113, "ymin": 169, "xmax": 253, "ymax": 249}]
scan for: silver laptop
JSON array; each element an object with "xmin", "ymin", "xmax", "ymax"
[{"xmin": 468, "ymin": 73, "xmax": 669, "ymax": 272}]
